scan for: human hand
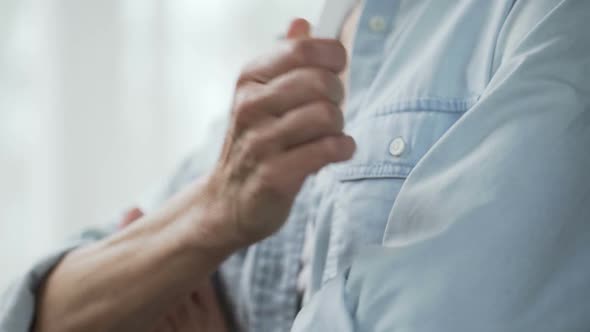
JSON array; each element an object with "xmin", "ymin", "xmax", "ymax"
[{"xmin": 197, "ymin": 19, "xmax": 355, "ymax": 249}]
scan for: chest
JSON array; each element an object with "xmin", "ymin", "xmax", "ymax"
[
  {"xmin": 225, "ymin": 2, "xmax": 522, "ymax": 330},
  {"xmin": 305, "ymin": 0, "xmax": 517, "ymax": 287}
]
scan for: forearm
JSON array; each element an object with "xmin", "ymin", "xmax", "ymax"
[
  {"xmin": 34, "ymin": 23, "xmax": 352, "ymax": 332},
  {"xmin": 34, "ymin": 184, "xmax": 235, "ymax": 332}
]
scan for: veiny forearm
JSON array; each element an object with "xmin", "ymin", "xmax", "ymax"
[{"xmin": 34, "ymin": 185, "xmax": 236, "ymax": 332}]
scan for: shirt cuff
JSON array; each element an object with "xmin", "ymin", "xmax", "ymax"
[{"xmin": 0, "ymin": 240, "xmax": 89, "ymax": 332}]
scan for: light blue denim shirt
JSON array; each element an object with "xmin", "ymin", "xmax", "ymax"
[{"xmin": 2, "ymin": 1, "xmax": 590, "ymax": 332}]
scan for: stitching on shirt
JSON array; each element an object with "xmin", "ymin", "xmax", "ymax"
[
  {"xmin": 373, "ymin": 96, "xmax": 479, "ymax": 117},
  {"xmin": 335, "ymin": 162, "xmax": 414, "ymax": 181}
]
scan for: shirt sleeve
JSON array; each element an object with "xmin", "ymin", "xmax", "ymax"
[
  {"xmin": 292, "ymin": 0, "xmax": 590, "ymax": 331},
  {"xmin": 0, "ymin": 120, "xmax": 225, "ymax": 332},
  {"xmin": 0, "ymin": 229, "xmax": 114, "ymax": 332}
]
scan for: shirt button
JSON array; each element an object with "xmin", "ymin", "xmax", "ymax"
[
  {"xmin": 389, "ymin": 137, "xmax": 406, "ymax": 157},
  {"xmin": 368, "ymin": 16, "xmax": 387, "ymax": 32}
]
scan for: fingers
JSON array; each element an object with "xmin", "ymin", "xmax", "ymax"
[
  {"xmin": 234, "ymin": 66, "xmax": 348, "ymax": 163},
  {"xmin": 118, "ymin": 207, "xmax": 144, "ymax": 229},
  {"xmin": 261, "ymin": 135, "xmax": 356, "ymax": 193},
  {"xmin": 233, "ymin": 67, "xmax": 344, "ymax": 121},
  {"xmin": 237, "ymin": 38, "xmax": 347, "ymax": 84},
  {"xmin": 287, "ymin": 18, "xmax": 311, "ymax": 39},
  {"xmin": 238, "ymin": 18, "xmax": 342, "ymax": 84},
  {"xmin": 265, "ymin": 67, "xmax": 345, "ymax": 112},
  {"xmin": 232, "ymin": 18, "xmax": 347, "ymax": 142},
  {"xmin": 210, "ymin": 18, "xmax": 353, "ymax": 247},
  {"xmin": 267, "ymin": 101, "xmax": 344, "ymax": 149}
]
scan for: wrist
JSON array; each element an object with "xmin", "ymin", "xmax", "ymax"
[
  {"xmin": 173, "ymin": 204, "xmax": 241, "ymax": 264},
  {"xmin": 158, "ymin": 181, "xmax": 245, "ymax": 269}
]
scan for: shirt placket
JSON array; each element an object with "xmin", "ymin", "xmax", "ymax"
[
  {"xmin": 346, "ymin": 0, "xmax": 396, "ymax": 122},
  {"xmin": 320, "ymin": 0, "xmax": 398, "ymax": 285}
]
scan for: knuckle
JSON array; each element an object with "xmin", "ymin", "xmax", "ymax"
[
  {"xmin": 236, "ymin": 71, "xmax": 250, "ymax": 88},
  {"xmin": 236, "ymin": 62, "xmax": 256, "ymax": 87},
  {"xmin": 315, "ymin": 101, "xmax": 341, "ymax": 130},
  {"xmin": 240, "ymin": 131, "xmax": 264, "ymax": 156},
  {"xmin": 233, "ymin": 91, "xmax": 260, "ymax": 126},
  {"xmin": 239, "ymin": 129, "xmax": 277, "ymax": 163},
  {"xmin": 235, "ymin": 133, "xmax": 264, "ymax": 172},
  {"xmin": 254, "ymin": 165, "xmax": 284, "ymax": 196}
]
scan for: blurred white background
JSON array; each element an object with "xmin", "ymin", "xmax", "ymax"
[{"xmin": 0, "ymin": 0, "xmax": 324, "ymax": 289}]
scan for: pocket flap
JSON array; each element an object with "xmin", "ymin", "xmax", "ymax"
[{"xmin": 333, "ymin": 110, "xmax": 464, "ymax": 181}]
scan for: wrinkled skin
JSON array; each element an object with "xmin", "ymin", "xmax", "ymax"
[
  {"xmin": 196, "ymin": 18, "xmax": 354, "ymax": 249},
  {"xmin": 120, "ymin": 208, "xmax": 228, "ymax": 332}
]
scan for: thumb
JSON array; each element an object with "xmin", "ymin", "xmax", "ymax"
[
  {"xmin": 119, "ymin": 207, "xmax": 145, "ymax": 229},
  {"xmin": 286, "ymin": 18, "xmax": 311, "ymax": 39}
]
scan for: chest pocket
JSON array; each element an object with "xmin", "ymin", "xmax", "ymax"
[{"xmin": 320, "ymin": 100, "xmax": 474, "ymax": 280}]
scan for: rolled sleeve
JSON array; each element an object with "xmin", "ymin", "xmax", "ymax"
[
  {"xmin": 1, "ymin": 245, "xmax": 83, "ymax": 332},
  {"xmin": 0, "ymin": 229, "xmax": 112, "ymax": 332}
]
